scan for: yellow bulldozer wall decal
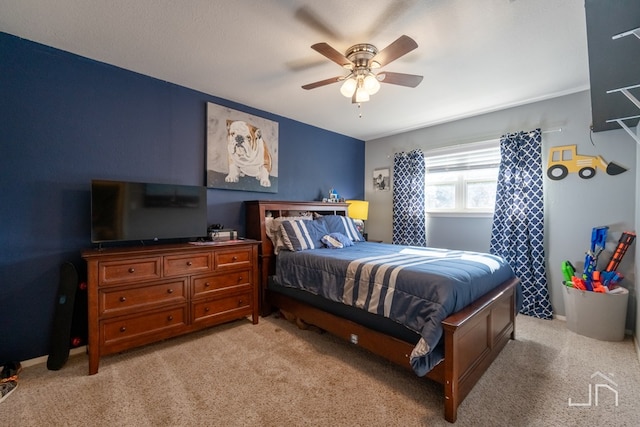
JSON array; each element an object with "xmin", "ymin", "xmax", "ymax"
[{"xmin": 547, "ymin": 145, "xmax": 628, "ymax": 180}]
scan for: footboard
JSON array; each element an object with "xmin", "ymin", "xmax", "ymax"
[{"xmin": 439, "ymin": 276, "xmax": 517, "ymax": 422}]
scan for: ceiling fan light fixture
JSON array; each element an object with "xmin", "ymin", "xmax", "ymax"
[
  {"xmin": 340, "ymin": 77, "xmax": 357, "ymax": 98},
  {"xmin": 355, "ymin": 86, "xmax": 370, "ymax": 103},
  {"xmin": 302, "ymin": 35, "xmax": 422, "ymax": 106},
  {"xmin": 363, "ymin": 73, "xmax": 380, "ymax": 95}
]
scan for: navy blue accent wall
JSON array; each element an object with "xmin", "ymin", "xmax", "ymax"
[{"xmin": 0, "ymin": 32, "xmax": 364, "ymax": 363}]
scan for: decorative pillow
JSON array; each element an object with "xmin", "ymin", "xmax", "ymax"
[
  {"xmin": 279, "ymin": 219, "xmax": 329, "ymax": 252},
  {"xmin": 265, "ymin": 216, "xmax": 312, "ymax": 254},
  {"xmin": 317, "ymin": 215, "xmax": 365, "ymax": 242},
  {"xmin": 321, "ymin": 232, "xmax": 354, "ymax": 249}
]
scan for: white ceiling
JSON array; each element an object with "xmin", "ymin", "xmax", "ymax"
[{"xmin": 0, "ymin": 0, "xmax": 590, "ymax": 141}]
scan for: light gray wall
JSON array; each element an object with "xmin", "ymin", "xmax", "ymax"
[{"xmin": 365, "ymin": 90, "xmax": 637, "ymax": 333}]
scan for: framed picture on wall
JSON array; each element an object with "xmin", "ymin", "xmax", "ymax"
[
  {"xmin": 373, "ymin": 167, "xmax": 390, "ymax": 191},
  {"xmin": 206, "ymin": 102, "xmax": 278, "ymax": 193}
]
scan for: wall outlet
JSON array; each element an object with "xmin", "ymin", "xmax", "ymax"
[{"xmin": 350, "ymin": 333, "xmax": 358, "ymax": 344}]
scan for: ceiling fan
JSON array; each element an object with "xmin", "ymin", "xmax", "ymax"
[{"xmin": 302, "ymin": 35, "xmax": 423, "ymax": 103}]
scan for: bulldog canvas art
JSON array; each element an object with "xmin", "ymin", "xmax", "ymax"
[
  {"xmin": 225, "ymin": 120, "xmax": 272, "ymax": 187},
  {"xmin": 206, "ymin": 102, "xmax": 278, "ymax": 193}
]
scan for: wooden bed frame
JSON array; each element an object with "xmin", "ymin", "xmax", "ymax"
[{"xmin": 245, "ymin": 200, "xmax": 519, "ymax": 423}]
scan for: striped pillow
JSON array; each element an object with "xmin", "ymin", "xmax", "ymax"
[
  {"xmin": 317, "ymin": 215, "xmax": 365, "ymax": 242},
  {"xmin": 279, "ymin": 219, "xmax": 329, "ymax": 251}
]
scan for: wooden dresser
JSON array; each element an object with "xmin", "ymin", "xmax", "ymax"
[{"xmin": 82, "ymin": 240, "xmax": 259, "ymax": 375}]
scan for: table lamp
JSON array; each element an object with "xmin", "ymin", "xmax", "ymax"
[{"xmin": 346, "ymin": 200, "xmax": 369, "ymax": 239}]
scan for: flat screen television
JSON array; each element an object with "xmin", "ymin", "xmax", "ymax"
[{"xmin": 91, "ymin": 179, "xmax": 208, "ymax": 244}]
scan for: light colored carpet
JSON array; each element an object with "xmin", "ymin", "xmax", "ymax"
[{"xmin": 3, "ymin": 314, "xmax": 639, "ymax": 426}]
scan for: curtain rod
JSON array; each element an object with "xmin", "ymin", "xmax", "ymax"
[{"xmin": 389, "ymin": 127, "xmax": 563, "ymax": 158}]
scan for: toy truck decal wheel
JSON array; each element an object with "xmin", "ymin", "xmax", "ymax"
[
  {"xmin": 547, "ymin": 164, "xmax": 568, "ymax": 180},
  {"xmin": 578, "ymin": 167, "xmax": 595, "ymax": 179}
]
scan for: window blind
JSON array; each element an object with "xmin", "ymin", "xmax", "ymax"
[{"xmin": 425, "ymin": 144, "xmax": 500, "ymax": 173}]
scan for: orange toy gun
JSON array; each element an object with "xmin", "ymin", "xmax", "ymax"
[
  {"xmin": 590, "ymin": 271, "xmax": 607, "ymax": 293},
  {"xmin": 571, "ymin": 276, "xmax": 587, "ymax": 291},
  {"xmin": 605, "ymin": 232, "xmax": 636, "ymax": 272}
]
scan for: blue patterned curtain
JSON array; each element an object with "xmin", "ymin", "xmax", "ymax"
[
  {"xmin": 392, "ymin": 149, "xmax": 427, "ymax": 246},
  {"xmin": 489, "ymin": 129, "xmax": 552, "ymax": 319}
]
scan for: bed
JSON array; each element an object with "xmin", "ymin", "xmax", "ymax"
[{"xmin": 245, "ymin": 200, "xmax": 520, "ymax": 423}]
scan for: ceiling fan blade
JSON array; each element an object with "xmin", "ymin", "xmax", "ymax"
[
  {"xmin": 363, "ymin": 2, "xmax": 415, "ymax": 39},
  {"xmin": 370, "ymin": 35, "xmax": 418, "ymax": 68},
  {"xmin": 311, "ymin": 43, "xmax": 353, "ymax": 68},
  {"xmin": 377, "ymin": 72, "xmax": 423, "ymax": 87},
  {"xmin": 295, "ymin": 6, "xmax": 342, "ymax": 40},
  {"xmin": 302, "ymin": 76, "xmax": 343, "ymax": 90}
]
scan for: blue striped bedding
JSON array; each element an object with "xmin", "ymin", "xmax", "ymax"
[{"xmin": 274, "ymin": 242, "xmax": 517, "ymax": 376}]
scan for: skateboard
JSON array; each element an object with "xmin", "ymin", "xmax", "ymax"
[
  {"xmin": 47, "ymin": 262, "xmax": 86, "ymax": 370},
  {"xmin": 70, "ymin": 262, "xmax": 88, "ymax": 350}
]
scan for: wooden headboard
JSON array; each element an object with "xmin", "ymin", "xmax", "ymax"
[{"xmin": 244, "ymin": 200, "xmax": 348, "ymax": 314}]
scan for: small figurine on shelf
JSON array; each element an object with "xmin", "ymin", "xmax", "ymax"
[{"xmin": 326, "ymin": 188, "xmax": 339, "ymax": 203}]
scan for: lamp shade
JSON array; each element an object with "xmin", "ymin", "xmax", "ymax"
[
  {"xmin": 363, "ymin": 73, "xmax": 380, "ymax": 95},
  {"xmin": 340, "ymin": 77, "xmax": 357, "ymax": 98},
  {"xmin": 354, "ymin": 86, "xmax": 370, "ymax": 103},
  {"xmin": 346, "ymin": 200, "xmax": 369, "ymax": 220}
]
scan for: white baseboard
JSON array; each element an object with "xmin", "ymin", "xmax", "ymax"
[{"xmin": 20, "ymin": 346, "xmax": 86, "ymax": 368}]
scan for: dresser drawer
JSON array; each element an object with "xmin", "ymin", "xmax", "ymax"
[
  {"xmin": 214, "ymin": 247, "xmax": 253, "ymax": 270},
  {"xmin": 164, "ymin": 252, "xmax": 212, "ymax": 276},
  {"xmin": 192, "ymin": 270, "xmax": 251, "ymax": 299},
  {"xmin": 101, "ymin": 306, "xmax": 187, "ymax": 352},
  {"xmin": 99, "ymin": 257, "xmax": 162, "ymax": 286},
  {"xmin": 191, "ymin": 290, "xmax": 252, "ymax": 325},
  {"xmin": 100, "ymin": 279, "xmax": 187, "ymax": 316}
]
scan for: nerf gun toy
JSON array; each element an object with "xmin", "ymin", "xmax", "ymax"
[
  {"xmin": 571, "ymin": 276, "xmax": 587, "ymax": 291},
  {"xmin": 561, "ymin": 261, "xmax": 575, "ymax": 286},
  {"xmin": 583, "ymin": 226, "xmax": 608, "ymax": 283},
  {"xmin": 590, "ymin": 271, "xmax": 608, "ymax": 293},
  {"xmin": 604, "ymin": 231, "xmax": 636, "ymax": 272},
  {"xmin": 600, "ymin": 270, "xmax": 623, "ymax": 289}
]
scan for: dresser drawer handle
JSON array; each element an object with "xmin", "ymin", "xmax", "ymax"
[
  {"xmin": 167, "ymin": 315, "xmax": 174, "ymax": 321},
  {"xmin": 119, "ymin": 296, "xmax": 126, "ymax": 302},
  {"xmin": 167, "ymin": 288, "xmax": 174, "ymax": 294},
  {"xmin": 120, "ymin": 326, "xmax": 126, "ymax": 333},
  {"xmin": 204, "ymin": 282, "xmax": 210, "ymax": 288},
  {"xmin": 238, "ymin": 299, "xmax": 243, "ymax": 306},
  {"xmin": 204, "ymin": 307, "xmax": 210, "ymax": 312},
  {"xmin": 186, "ymin": 261, "xmax": 193, "ymax": 266},
  {"xmin": 232, "ymin": 256, "xmax": 238, "ymax": 261},
  {"xmin": 238, "ymin": 276, "xmax": 243, "ymax": 282},
  {"xmin": 128, "ymin": 268, "xmax": 135, "ymax": 273}
]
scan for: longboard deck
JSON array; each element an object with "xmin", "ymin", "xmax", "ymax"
[{"xmin": 47, "ymin": 262, "xmax": 79, "ymax": 370}]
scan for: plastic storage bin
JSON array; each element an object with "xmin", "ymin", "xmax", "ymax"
[{"xmin": 563, "ymin": 285, "xmax": 629, "ymax": 341}]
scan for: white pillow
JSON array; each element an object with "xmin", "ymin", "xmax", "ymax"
[{"xmin": 265, "ymin": 216, "xmax": 312, "ymax": 254}]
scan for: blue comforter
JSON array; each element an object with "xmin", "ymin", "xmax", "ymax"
[{"xmin": 274, "ymin": 242, "xmax": 517, "ymax": 376}]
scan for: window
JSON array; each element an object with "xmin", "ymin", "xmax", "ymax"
[{"xmin": 424, "ymin": 142, "xmax": 500, "ymax": 214}]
